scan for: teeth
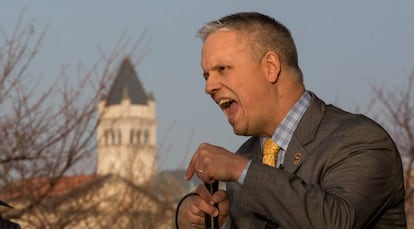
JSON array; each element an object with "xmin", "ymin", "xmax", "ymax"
[{"xmin": 218, "ymin": 98, "xmax": 232, "ymax": 106}]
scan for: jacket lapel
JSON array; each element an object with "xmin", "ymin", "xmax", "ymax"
[
  {"xmin": 283, "ymin": 92, "xmax": 326, "ymax": 173},
  {"xmin": 237, "ymin": 136, "xmax": 261, "ymax": 162}
]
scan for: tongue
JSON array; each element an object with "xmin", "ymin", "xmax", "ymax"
[{"xmin": 228, "ymin": 102, "xmax": 238, "ymax": 120}]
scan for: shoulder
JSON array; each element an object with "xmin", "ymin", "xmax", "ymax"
[
  {"xmin": 302, "ymin": 93, "xmax": 399, "ymax": 161},
  {"xmin": 323, "ymin": 103, "xmax": 390, "ymax": 142},
  {"xmin": 308, "ymin": 92, "xmax": 391, "ymax": 141},
  {"xmin": 315, "ymin": 103, "xmax": 401, "ymax": 173}
]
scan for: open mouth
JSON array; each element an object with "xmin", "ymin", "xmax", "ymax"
[
  {"xmin": 218, "ymin": 98, "xmax": 234, "ymax": 110},
  {"xmin": 217, "ymin": 98, "xmax": 238, "ymax": 123}
]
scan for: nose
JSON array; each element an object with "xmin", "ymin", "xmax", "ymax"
[{"xmin": 204, "ymin": 73, "xmax": 221, "ymax": 95}]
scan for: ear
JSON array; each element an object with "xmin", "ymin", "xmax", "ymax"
[{"xmin": 262, "ymin": 51, "xmax": 281, "ymax": 83}]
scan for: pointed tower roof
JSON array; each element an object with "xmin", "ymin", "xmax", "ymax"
[{"xmin": 105, "ymin": 57, "xmax": 148, "ymax": 106}]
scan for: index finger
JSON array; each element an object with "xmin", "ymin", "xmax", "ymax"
[{"xmin": 185, "ymin": 151, "xmax": 198, "ymax": 181}]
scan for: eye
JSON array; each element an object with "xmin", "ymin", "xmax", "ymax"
[
  {"xmin": 202, "ymin": 72, "xmax": 209, "ymax": 80},
  {"xmin": 217, "ymin": 65, "xmax": 230, "ymax": 74}
]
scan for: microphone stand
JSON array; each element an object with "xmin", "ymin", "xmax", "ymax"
[{"xmin": 205, "ymin": 181, "xmax": 219, "ymax": 229}]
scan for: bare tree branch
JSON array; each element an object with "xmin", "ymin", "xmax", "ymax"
[{"xmin": 366, "ymin": 71, "xmax": 414, "ymax": 226}]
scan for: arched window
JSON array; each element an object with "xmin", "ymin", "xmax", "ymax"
[
  {"xmin": 110, "ymin": 129, "xmax": 116, "ymax": 145},
  {"xmin": 117, "ymin": 129, "xmax": 122, "ymax": 145},
  {"xmin": 129, "ymin": 129, "xmax": 142, "ymax": 145},
  {"xmin": 104, "ymin": 129, "xmax": 119, "ymax": 145},
  {"xmin": 136, "ymin": 129, "xmax": 142, "ymax": 144},
  {"xmin": 104, "ymin": 129, "xmax": 110, "ymax": 145},
  {"xmin": 144, "ymin": 129, "xmax": 149, "ymax": 145},
  {"xmin": 130, "ymin": 129, "xmax": 134, "ymax": 144}
]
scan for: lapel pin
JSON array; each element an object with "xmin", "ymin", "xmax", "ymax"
[{"xmin": 293, "ymin": 153, "xmax": 302, "ymax": 165}]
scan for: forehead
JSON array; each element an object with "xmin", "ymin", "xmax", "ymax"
[{"xmin": 201, "ymin": 31, "xmax": 248, "ymax": 69}]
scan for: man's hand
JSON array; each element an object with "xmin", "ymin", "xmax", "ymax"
[
  {"xmin": 178, "ymin": 184, "xmax": 230, "ymax": 228},
  {"xmin": 185, "ymin": 143, "xmax": 248, "ymax": 183}
]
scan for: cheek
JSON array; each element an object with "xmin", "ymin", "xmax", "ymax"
[
  {"xmin": 241, "ymin": 83, "xmax": 270, "ymax": 117},
  {"xmin": 238, "ymin": 90, "xmax": 257, "ymax": 118},
  {"xmin": 233, "ymin": 69, "xmax": 267, "ymax": 110}
]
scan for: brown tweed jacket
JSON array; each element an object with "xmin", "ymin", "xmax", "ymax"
[{"xmin": 227, "ymin": 93, "xmax": 406, "ymax": 229}]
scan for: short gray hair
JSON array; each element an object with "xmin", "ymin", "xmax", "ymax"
[{"xmin": 198, "ymin": 12, "xmax": 303, "ymax": 82}]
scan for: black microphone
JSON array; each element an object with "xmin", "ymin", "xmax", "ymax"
[{"xmin": 205, "ymin": 181, "xmax": 219, "ymax": 229}]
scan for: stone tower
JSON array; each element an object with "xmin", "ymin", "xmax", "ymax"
[{"xmin": 96, "ymin": 57, "xmax": 157, "ymax": 185}]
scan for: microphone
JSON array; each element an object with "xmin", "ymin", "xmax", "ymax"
[{"xmin": 205, "ymin": 181, "xmax": 219, "ymax": 229}]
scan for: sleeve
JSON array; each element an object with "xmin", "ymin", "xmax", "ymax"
[{"xmin": 237, "ymin": 160, "xmax": 252, "ymax": 185}]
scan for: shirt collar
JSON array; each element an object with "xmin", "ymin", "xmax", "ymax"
[{"xmin": 261, "ymin": 90, "xmax": 311, "ymax": 150}]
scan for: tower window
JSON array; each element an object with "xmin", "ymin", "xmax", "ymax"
[
  {"xmin": 104, "ymin": 129, "xmax": 116, "ymax": 145},
  {"xmin": 136, "ymin": 129, "xmax": 142, "ymax": 144},
  {"xmin": 144, "ymin": 129, "xmax": 149, "ymax": 144},
  {"xmin": 129, "ymin": 129, "xmax": 134, "ymax": 144},
  {"xmin": 129, "ymin": 129, "xmax": 142, "ymax": 144},
  {"xmin": 117, "ymin": 129, "xmax": 122, "ymax": 145},
  {"xmin": 104, "ymin": 130, "xmax": 109, "ymax": 145}
]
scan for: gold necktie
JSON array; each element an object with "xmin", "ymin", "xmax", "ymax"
[{"xmin": 262, "ymin": 138, "xmax": 280, "ymax": 167}]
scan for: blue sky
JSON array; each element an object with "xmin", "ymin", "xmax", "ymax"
[{"xmin": 1, "ymin": 1, "xmax": 413, "ymax": 171}]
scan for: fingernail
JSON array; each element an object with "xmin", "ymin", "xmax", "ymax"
[
  {"xmin": 209, "ymin": 200, "xmax": 215, "ymax": 205},
  {"xmin": 213, "ymin": 210, "xmax": 219, "ymax": 217}
]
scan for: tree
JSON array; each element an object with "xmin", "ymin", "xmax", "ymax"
[
  {"xmin": 365, "ymin": 72, "xmax": 414, "ymax": 225},
  {"xmin": 0, "ymin": 11, "xmax": 104, "ymax": 217},
  {"xmin": 0, "ymin": 12, "xmax": 179, "ymax": 227}
]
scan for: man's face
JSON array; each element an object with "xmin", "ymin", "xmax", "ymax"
[{"xmin": 201, "ymin": 31, "xmax": 272, "ymax": 136}]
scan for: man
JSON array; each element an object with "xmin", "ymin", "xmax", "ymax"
[{"xmin": 179, "ymin": 12, "xmax": 406, "ymax": 228}]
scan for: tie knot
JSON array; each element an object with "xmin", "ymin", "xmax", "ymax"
[
  {"xmin": 263, "ymin": 138, "xmax": 280, "ymax": 156},
  {"xmin": 262, "ymin": 138, "xmax": 280, "ymax": 167}
]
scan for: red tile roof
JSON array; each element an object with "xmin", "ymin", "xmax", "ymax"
[{"xmin": 0, "ymin": 174, "xmax": 96, "ymax": 200}]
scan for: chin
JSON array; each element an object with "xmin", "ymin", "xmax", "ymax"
[{"xmin": 232, "ymin": 126, "xmax": 249, "ymax": 136}]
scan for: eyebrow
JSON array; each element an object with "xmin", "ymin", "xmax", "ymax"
[{"xmin": 203, "ymin": 64, "xmax": 229, "ymax": 75}]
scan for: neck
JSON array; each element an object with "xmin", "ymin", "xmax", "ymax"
[{"xmin": 266, "ymin": 79, "xmax": 305, "ymax": 136}]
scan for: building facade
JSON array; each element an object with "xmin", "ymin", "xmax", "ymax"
[{"xmin": 96, "ymin": 57, "xmax": 157, "ymax": 185}]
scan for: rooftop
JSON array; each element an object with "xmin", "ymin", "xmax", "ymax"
[{"xmin": 104, "ymin": 57, "xmax": 151, "ymax": 106}]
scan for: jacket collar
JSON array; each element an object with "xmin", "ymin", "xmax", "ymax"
[{"xmin": 283, "ymin": 92, "xmax": 326, "ymax": 173}]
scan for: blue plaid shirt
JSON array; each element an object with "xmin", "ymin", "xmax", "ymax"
[{"xmin": 238, "ymin": 91, "xmax": 311, "ymax": 185}]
